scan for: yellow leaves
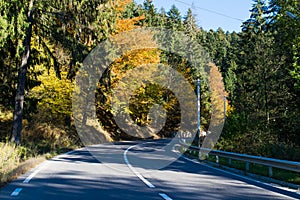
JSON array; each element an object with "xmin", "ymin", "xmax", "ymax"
[
  {"xmin": 112, "ymin": 28, "xmax": 158, "ymax": 52},
  {"xmin": 0, "ymin": 105, "xmax": 13, "ymax": 121},
  {"xmin": 226, "ymin": 101, "xmax": 235, "ymax": 116},
  {"xmin": 96, "ymin": 0, "xmax": 168, "ymax": 134},
  {"xmin": 207, "ymin": 62, "xmax": 227, "ymax": 123},
  {"xmin": 208, "ymin": 62, "xmax": 227, "ymax": 100},
  {"xmin": 112, "ymin": 0, "xmax": 145, "ymax": 33},
  {"xmin": 116, "ymin": 15, "xmax": 146, "ymax": 33},
  {"xmin": 207, "ymin": 62, "xmax": 234, "ymax": 117},
  {"xmin": 110, "ymin": 28, "xmax": 161, "ymax": 85},
  {"xmin": 113, "ymin": 48, "xmax": 160, "ymax": 69},
  {"xmin": 114, "ymin": 0, "xmax": 133, "ymax": 13},
  {"xmin": 30, "ymin": 68, "xmax": 74, "ymax": 123}
]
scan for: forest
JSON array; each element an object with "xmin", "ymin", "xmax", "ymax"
[{"xmin": 0, "ymin": 0, "xmax": 299, "ymax": 182}]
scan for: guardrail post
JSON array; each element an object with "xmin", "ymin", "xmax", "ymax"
[
  {"xmin": 246, "ymin": 162, "xmax": 249, "ymax": 172},
  {"xmin": 228, "ymin": 158, "xmax": 232, "ymax": 166},
  {"xmin": 269, "ymin": 166, "xmax": 273, "ymax": 177},
  {"xmin": 178, "ymin": 140, "xmax": 300, "ymax": 179}
]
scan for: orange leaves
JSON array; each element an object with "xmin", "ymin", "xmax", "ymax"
[
  {"xmin": 110, "ymin": 26, "xmax": 160, "ymax": 85},
  {"xmin": 111, "ymin": 28, "xmax": 160, "ymax": 69},
  {"xmin": 113, "ymin": 0, "xmax": 145, "ymax": 33},
  {"xmin": 113, "ymin": 49, "xmax": 160, "ymax": 70},
  {"xmin": 116, "ymin": 15, "xmax": 146, "ymax": 32},
  {"xmin": 208, "ymin": 62, "xmax": 226, "ymax": 98},
  {"xmin": 114, "ymin": 0, "xmax": 133, "ymax": 13},
  {"xmin": 207, "ymin": 62, "xmax": 227, "ymax": 122}
]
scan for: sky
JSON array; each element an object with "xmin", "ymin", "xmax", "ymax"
[{"xmin": 134, "ymin": 0, "xmax": 253, "ymax": 32}]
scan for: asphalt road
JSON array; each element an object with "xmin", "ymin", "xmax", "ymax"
[{"xmin": 0, "ymin": 139, "xmax": 299, "ymax": 200}]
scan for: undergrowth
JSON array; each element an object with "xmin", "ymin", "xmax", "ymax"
[{"xmin": 0, "ymin": 106, "xmax": 81, "ymax": 187}]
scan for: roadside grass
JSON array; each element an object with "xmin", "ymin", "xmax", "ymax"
[
  {"xmin": 183, "ymin": 149, "xmax": 300, "ymax": 185},
  {"xmin": 0, "ymin": 140, "xmax": 77, "ymax": 188},
  {"xmin": 207, "ymin": 154, "xmax": 300, "ymax": 185},
  {"xmin": 0, "ymin": 107, "xmax": 80, "ymax": 188},
  {"xmin": 0, "ymin": 142, "xmax": 42, "ymax": 187},
  {"xmin": 0, "ymin": 143, "xmax": 47, "ymax": 187},
  {"xmin": 0, "ymin": 142, "xmax": 21, "ymax": 185}
]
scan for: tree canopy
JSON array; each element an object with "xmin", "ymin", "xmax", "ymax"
[{"xmin": 0, "ymin": 0, "xmax": 299, "ymax": 160}]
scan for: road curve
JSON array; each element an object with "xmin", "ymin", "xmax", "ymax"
[{"xmin": 0, "ymin": 139, "xmax": 299, "ymax": 200}]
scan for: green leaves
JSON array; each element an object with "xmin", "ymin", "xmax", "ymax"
[
  {"xmin": 0, "ymin": 0, "xmax": 298, "ymax": 151},
  {"xmin": 0, "ymin": 15, "xmax": 10, "ymax": 47}
]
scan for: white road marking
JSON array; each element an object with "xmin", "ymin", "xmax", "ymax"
[
  {"xmin": 22, "ymin": 148, "xmax": 77, "ymax": 184},
  {"xmin": 124, "ymin": 142, "xmax": 176, "ymax": 200},
  {"xmin": 159, "ymin": 193, "xmax": 173, "ymax": 200},
  {"xmin": 124, "ymin": 144, "xmax": 156, "ymax": 188},
  {"xmin": 23, "ymin": 168, "xmax": 40, "ymax": 183},
  {"xmin": 176, "ymin": 151, "xmax": 300, "ymax": 199},
  {"xmin": 10, "ymin": 188, "xmax": 22, "ymax": 196},
  {"xmin": 23, "ymin": 164, "xmax": 45, "ymax": 183}
]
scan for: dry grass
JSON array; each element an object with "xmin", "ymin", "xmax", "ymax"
[
  {"xmin": 0, "ymin": 122, "xmax": 79, "ymax": 187},
  {"xmin": 0, "ymin": 143, "xmax": 20, "ymax": 180},
  {"xmin": 0, "ymin": 142, "xmax": 46, "ymax": 187},
  {"xmin": 0, "ymin": 108, "xmax": 78, "ymax": 187}
]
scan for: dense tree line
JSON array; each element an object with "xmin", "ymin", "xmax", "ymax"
[{"xmin": 0, "ymin": 0, "xmax": 299, "ymax": 159}]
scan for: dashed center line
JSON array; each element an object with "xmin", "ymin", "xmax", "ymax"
[
  {"xmin": 159, "ymin": 193, "xmax": 173, "ymax": 200},
  {"xmin": 10, "ymin": 188, "xmax": 22, "ymax": 196},
  {"xmin": 10, "ymin": 144, "xmax": 174, "ymax": 199}
]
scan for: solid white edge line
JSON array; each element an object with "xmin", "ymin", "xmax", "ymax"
[
  {"xmin": 174, "ymin": 150, "xmax": 300, "ymax": 199},
  {"xmin": 124, "ymin": 144, "xmax": 156, "ymax": 188},
  {"xmin": 158, "ymin": 193, "xmax": 173, "ymax": 200},
  {"xmin": 22, "ymin": 147, "xmax": 83, "ymax": 183},
  {"xmin": 10, "ymin": 188, "xmax": 23, "ymax": 196},
  {"xmin": 23, "ymin": 166, "xmax": 43, "ymax": 183}
]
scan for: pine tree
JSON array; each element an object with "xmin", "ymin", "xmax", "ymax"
[
  {"xmin": 183, "ymin": 8, "xmax": 198, "ymax": 39},
  {"xmin": 166, "ymin": 5, "xmax": 183, "ymax": 30},
  {"xmin": 266, "ymin": 0, "xmax": 300, "ymax": 143},
  {"xmin": 8, "ymin": 0, "xmax": 118, "ymax": 144},
  {"xmin": 233, "ymin": 0, "xmax": 299, "ymax": 146},
  {"xmin": 11, "ymin": 0, "xmax": 35, "ymax": 145}
]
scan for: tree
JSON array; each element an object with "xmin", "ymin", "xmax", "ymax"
[
  {"xmin": 166, "ymin": 5, "xmax": 183, "ymax": 30},
  {"xmin": 0, "ymin": 0, "xmax": 29, "ymax": 109},
  {"xmin": 237, "ymin": 0, "xmax": 276, "ymax": 126},
  {"xmin": 226, "ymin": 0, "xmax": 300, "ymax": 150},
  {"xmin": 9, "ymin": 0, "xmax": 118, "ymax": 144},
  {"xmin": 183, "ymin": 8, "xmax": 198, "ymax": 39},
  {"xmin": 266, "ymin": 0, "xmax": 300, "ymax": 144},
  {"xmin": 11, "ymin": 0, "xmax": 35, "ymax": 145}
]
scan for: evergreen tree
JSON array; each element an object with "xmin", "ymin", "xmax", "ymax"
[
  {"xmin": 266, "ymin": 0, "xmax": 300, "ymax": 143},
  {"xmin": 10, "ymin": 0, "xmax": 35, "ymax": 145},
  {"xmin": 183, "ymin": 8, "xmax": 198, "ymax": 39},
  {"xmin": 232, "ymin": 0, "xmax": 299, "ymax": 147},
  {"xmin": 6, "ymin": 0, "xmax": 117, "ymax": 144},
  {"xmin": 166, "ymin": 5, "xmax": 183, "ymax": 30}
]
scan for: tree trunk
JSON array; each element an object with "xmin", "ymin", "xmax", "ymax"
[{"xmin": 11, "ymin": 0, "xmax": 35, "ymax": 145}]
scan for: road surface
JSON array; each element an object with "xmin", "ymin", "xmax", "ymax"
[{"xmin": 0, "ymin": 139, "xmax": 299, "ymax": 199}]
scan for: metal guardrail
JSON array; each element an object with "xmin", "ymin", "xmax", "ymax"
[{"xmin": 179, "ymin": 140, "xmax": 300, "ymax": 177}]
